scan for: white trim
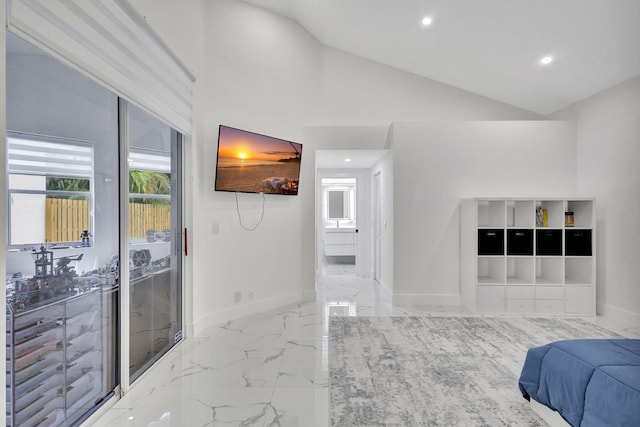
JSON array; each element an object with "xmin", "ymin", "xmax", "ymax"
[
  {"xmin": 597, "ymin": 302, "xmax": 640, "ymax": 327},
  {"xmin": 530, "ymin": 399, "xmax": 570, "ymax": 427},
  {"xmin": 181, "ymin": 136, "xmax": 194, "ymax": 340},
  {"xmin": 192, "ymin": 290, "xmax": 316, "ymax": 336},
  {"xmin": 392, "ymin": 293, "xmax": 461, "ymax": 307},
  {"xmin": 118, "ymin": 99, "xmax": 131, "ymax": 394},
  {"xmin": 377, "ymin": 279, "xmax": 393, "ymax": 297}
]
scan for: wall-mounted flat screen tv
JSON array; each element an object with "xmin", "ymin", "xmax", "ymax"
[{"xmin": 215, "ymin": 125, "xmax": 303, "ymax": 195}]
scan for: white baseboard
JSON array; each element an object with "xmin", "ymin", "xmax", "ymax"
[
  {"xmin": 530, "ymin": 399, "xmax": 570, "ymax": 427},
  {"xmin": 597, "ymin": 302, "xmax": 640, "ymax": 327},
  {"xmin": 184, "ymin": 322, "xmax": 195, "ymax": 340},
  {"xmin": 193, "ymin": 290, "xmax": 316, "ymax": 336},
  {"xmin": 392, "ymin": 293, "xmax": 461, "ymax": 307},
  {"xmin": 376, "ymin": 280, "xmax": 392, "ymax": 296}
]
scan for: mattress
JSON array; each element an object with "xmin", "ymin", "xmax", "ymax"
[{"xmin": 519, "ymin": 339, "xmax": 640, "ymax": 427}]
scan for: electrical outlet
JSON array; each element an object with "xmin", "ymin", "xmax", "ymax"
[
  {"xmin": 248, "ymin": 291, "xmax": 254, "ymax": 300},
  {"xmin": 234, "ymin": 291, "xmax": 241, "ymax": 303},
  {"xmin": 212, "ymin": 223, "xmax": 219, "ymax": 234}
]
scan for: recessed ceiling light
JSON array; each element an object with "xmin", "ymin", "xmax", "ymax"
[
  {"xmin": 540, "ymin": 56, "xmax": 553, "ymax": 65},
  {"xmin": 421, "ymin": 16, "xmax": 432, "ymax": 26},
  {"xmin": 345, "ymin": 158, "xmax": 352, "ymax": 163}
]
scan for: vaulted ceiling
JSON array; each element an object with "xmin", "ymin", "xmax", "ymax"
[{"xmin": 243, "ymin": 0, "xmax": 640, "ymax": 115}]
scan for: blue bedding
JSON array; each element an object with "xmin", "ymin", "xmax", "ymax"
[{"xmin": 519, "ymin": 339, "xmax": 640, "ymax": 427}]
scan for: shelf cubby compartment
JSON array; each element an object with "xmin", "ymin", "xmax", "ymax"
[
  {"xmin": 507, "ymin": 200, "xmax": 535, "ymax": 227},
  {"xmin": 507, "ymin": 229, "xmax": 533, "ymax": 255},
  {"xmin": 565, "ymin": 258, "xmax": 592, "ymax": 285},
  {"xmin": 478, "ymin": 229, "xmax": 504, "ymax": 255},
  {"xmin": 565, "ymin": 229, "xmax": 592, "ymax": 256},
  {"xmin": 477, "ymin": 257, "xmax": 505, "ymax": 284},
  {"xmin": 507, "ymin": 257, "xmax": 534, "ymax": 284},
  {"xmin": 566, "ymin": 200, "xmax": 594, "ymax": 228},
  {"xmin": 536, "ymin": 229, "xmax": 563, "ymax": 256},
  {"xmin": 477, "ymin": 200, "xmax": 505, "ymax": 227},
  {"xmin": 536, "ymin": 200, "xmax": 564, "ymax": 227},
  {"xmin": 535, "ymin": 257, "xmax": 563, "ymax": 285}
]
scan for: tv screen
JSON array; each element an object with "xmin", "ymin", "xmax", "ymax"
[{"xmin": 215, "ymin": 125, "xmax": 303, "ymax": 195}]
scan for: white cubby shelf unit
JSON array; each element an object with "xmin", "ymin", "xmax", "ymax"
[{"xmin": 461, "ymin": 198, "xmax": 595, "ymax": 315}]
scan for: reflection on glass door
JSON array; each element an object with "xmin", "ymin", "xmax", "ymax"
[
  {"xmin": 128, "ymin": 104, "xmax": 182, "ymax": 381},
  {"xmin": 5, "ymin": 32, "xmax": 120, "ymax": 426}
]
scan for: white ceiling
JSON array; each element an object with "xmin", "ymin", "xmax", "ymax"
[
  {"xmin": 242, "ymin": 0, "xmax": 640, "ymax": 115},
  {"xmin": 316, "ymin": 150, "xmax": 387, "ymax": 169}
]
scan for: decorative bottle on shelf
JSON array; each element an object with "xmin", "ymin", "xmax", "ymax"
[
  {"xmin": 535, "ymin": 207, "xmax": 542, "ymax": 226},
  {"xmin": 565, "ymin": 211, "xmax": 574, "ymax": 227}
]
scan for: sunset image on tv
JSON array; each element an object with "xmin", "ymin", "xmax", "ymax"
[{"xmin": 215, "ymin": 126, "xmax": 302, "ymax": 195}]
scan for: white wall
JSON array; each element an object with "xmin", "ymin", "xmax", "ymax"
[
  {"xmin": 318, "ymin": 48, "xmax": 542, "ymax": 125},
  {"xmin": 130, "ymin": 0, "xmax": 548, "ymax": 333},
  {"xmin": 391, "ymin": 120, "xmax": 577, "ymax": 305},
  {"xmin": 186, "ymin": 0, "xmax": 322, "ymax": 330},
  {"xmin": 551, "ymin": 75, "xmax": 640, "ymax": 321}
]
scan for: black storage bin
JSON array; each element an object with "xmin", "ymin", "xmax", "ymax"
[
  {"xmin": 507, "ymin": 229, "xmax": 534, "ymax": 255},
  {"xmin": 565, "ymin": 229, "xmax": 592, "ymax": 256},
  {"xmin": 478, "ymin": 229, "xmax": 504, "ymax": 255},
  {"xmin": 536, "ymin": 229, "xmax": 562, "ymax": 256}
]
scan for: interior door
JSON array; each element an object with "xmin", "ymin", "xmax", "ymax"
[{"xmin": 374, "ymin": 171, "xmax": 382, "ymax": 283}]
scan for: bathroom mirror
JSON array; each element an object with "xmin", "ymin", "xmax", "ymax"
[{"xmin": 327, "ymin": 190, "xmax": 347, "ymax": 219}]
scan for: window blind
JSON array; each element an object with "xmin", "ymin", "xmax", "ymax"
[
  {"xmin": 7, "ymin": 0, "xmax": 195, "ymax": 136},
  {"xmin": 7, "ymin": 135, "xmax": 93, "ymax": 178},
  {"xmin": 128, "ymin": 149, "xmax": 170, "ymax": 173}
]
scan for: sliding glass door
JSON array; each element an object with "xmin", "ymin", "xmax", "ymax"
[
  {"xmin": 5, "ymin": 31, "xmax": 184, "ymax": 425},
  {"xmin": 5, "ymin": 32, "xmax": 120, "ymax": 426},
  {"xmin": 127, "ymin": 105, "xmax": 183, "ymax": 382}
]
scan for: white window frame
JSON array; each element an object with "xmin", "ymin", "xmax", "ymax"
[{"xmin": 6, "ymin": 132, "xmax": 94, "ymax": 248}]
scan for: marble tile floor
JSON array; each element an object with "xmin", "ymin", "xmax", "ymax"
[{"xmin": 93, "ymin": 270, "xmax": 640, "ymax": 426}]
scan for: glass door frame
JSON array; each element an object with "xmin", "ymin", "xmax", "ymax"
[
  {"xmin": 118, "ymin": 98, "xmax": 132, "ymax": 393},
  {"xmin": 118, "ymin": 99, "xmax": 185, "ymax": 394}
]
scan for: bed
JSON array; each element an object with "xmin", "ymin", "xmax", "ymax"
[{"xmin": 519, "ymin": 339, "xmax": 640, "ymax": 426}]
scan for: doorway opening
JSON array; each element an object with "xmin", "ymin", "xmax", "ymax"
[{"xmin": 320, "ymin": 177, "xmax": 358, "ymax": 275}]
